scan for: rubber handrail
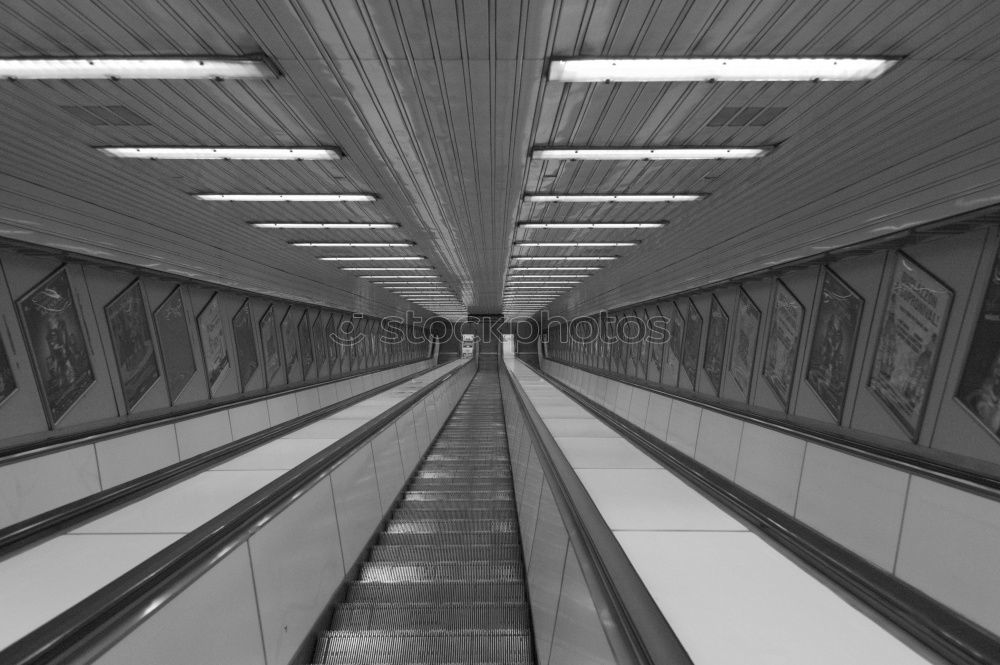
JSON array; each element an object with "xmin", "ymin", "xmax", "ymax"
[
  {"xmin": 499, "ymin": 359, "xmax": 693, "ymax": 665},
  {"xmin": 535, "ymin": 361, "xmax": 1000, "ymax": 665},
  {"xmin": 0, "ymin": 357, "xmax": 474, "ymax": 665},
  {"xmin": 546, "ymin": 358, "xmax": 1000, "ymax": 500}
]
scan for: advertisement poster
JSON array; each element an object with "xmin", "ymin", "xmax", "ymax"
[
  {"xmin": 658, "ymin": 301, "xmax": 682, "ymax": 386},
  {"xmin": 703, "ymin": 296, "xmax": 729, "ymax": 395},
  {"xmin": 762, "ymin": 281, "xmax": 804, "ymax": 410},
  {"xmin": 153, "ymin": 287, "xmax": 196, "ymax": 404},
  {"xmin": 231, "ymin": 300, "xmax": 259, "ymax": 390},
  {"xmin": 18, "ymin": 268, "xmax": 96, "ymax": 425},
  {"xmin": 105, "ymin": 280, "xmax": 159, "ymax": 411},
  {"xmin": 326, "ymin": 313, "xmax": 341, "ymax": 374},
  {"xmin": 805, "ymin": 269, "xmax": 864, "ymax": 422},
  {"xmin": 957, "ymin": 247, "xmax": 1000, "ymax": 439},
  {"xmin": 642, "ymin": 306, "xmax": 660, "ymax": 381},
  {"xmin": 729, "ymin": 289, "xmax": 761, "ymax": 395},
  {"xmin": 259, "ymin": 306, "xmax": 282, "ymax": 386},
  {"xmin": 870, "ymin": 254, "xmax": 952, "ymax": 436},
  {"xmin": 298, "ymin": 311, "xmax": 314, "ymax": 376},
  {"xmin": 196, "ymin": 294, "xmax": 230, "ymax": 394},
  {"xmin": 681, "ymin": 299, "xmax": 702, "ymax": 388},
  {"xmin": 0, "ymin": 335, "xmax": 17, "ymax": 406},
  {"xmin": 281, "ymin": 310, "xmax": 299, "ymax": 379},
  {"xmin": 312, "ymin": 312, "xmax": 327, "ymax": 374}
]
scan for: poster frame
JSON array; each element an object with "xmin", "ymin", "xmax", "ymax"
[
  {"xmin": 681, "ymin": 298, "xmax": 702, "ymax": 388},
  {"xmin": 104, "ymin": 278, "xmax": 160, "ymax": 412},
  {"xmin": 195, "ymin": 292, "xmax": 231, "ymax": 396},
  {"xmin": 954, "ymin": 245, "xmax": 1000, "ymax": 443},
  {"xmin": 729, "ymin": 287, "xmax": 761, "ymax": 398},
  {"xmin": 0, "ymin": 331, "xmax": 17, "ymax": 409},
  {"xmin": 231, "ymin": 298, "xmax": 260, "ymax": 391},
  {"xmin": 280, "ymin": 308, "xmax": 299, "ymax": 381},
  {"xmin": 761, "ymin": 279, "xmax": 805, "ymax": 412},
  {"xmin": 703, "ymin": 294, "xmax": 729, "ymax": 396},
  {"xmin": 258, "ymin": 305, "xmax": 282, "ymax": 387},
  {"xmin": 152, "ymin": 286, "xmax": 197, "ymax": 405}
]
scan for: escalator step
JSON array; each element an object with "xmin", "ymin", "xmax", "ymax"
[
  {"xmin": 368, "ymin": 544, "xmax": 522, "ymax": 563},
  {"xmin": 356, "ymin": 561, "xmax": 523, "ymax": 583},
  {"xmin": 313, "ymin": 629, "xmax": 532, "ymax": 664},
  {"xmin": 345, "ymin": 581, "xmax": 527, "ymax": 604},
  {"xmin": 378, "ymin": 532, "xmax": 520, "ymax": 547},
  {"xmin": 330, "ymin": 602, "xmax": 530, "ymax": 631}
]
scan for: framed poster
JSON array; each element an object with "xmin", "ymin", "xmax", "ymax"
[
  {"xmin": 280, "ymin": 309, "xmax": 299, "ymax": 379},
  {"xmin": 657, "ymin": 301, "xmax": 682, "ymax": 386},
  {"xmin": 729, "ymin": 289, "xmax": 761, "ymax": 396},
  {"xmin": 957, "ymin": 246, "xmax": 1000, "ymax": 439},
  {"xmin": 805, "ymin": 268, "xmax": 864, "ymax": 423},
  {"xmin": 0, "ymin": 334, "xmax": 17, "ymax": 407},
  {"xmin": 326, "ymin": 313, "xmax": 341, "ymax": 375},
  {"xmin": 298, "ymin": 311, "xmax": 314, "ymax": 376},
  {"xmin": 869, "ymin": 253, "xmax": 952, "ymax": 437},
  {"xmin": 18, "ymin": 267, "xmax": 96, "ymax": 425},
  {"xmin": 105, "ymin": 280, "xmax": 160, "ymax": 411},
  {"xmin": 259, "ymin": 306, "xmax": 282, "ymax": 386},
  {"xmin": 642, "ymin": 306, "xmax": 660, "ymax": 380},
  {"xmin": 312, "ymin": 312, "xmax": 328, "ymax": 374},
  {"xmin": 681, "ymin": 299, "xmax": 702, "ymax": 388},
  {"xmin": 703, "ymin": 296, "xmax": 729, "ymax": 395},
  {"xmin": 232, "ymin": 299, "xmax": 259, "ymax": 390},
  {"xmin": 153, "ymin": 287, "xmax": 197, "ymax": 404},
  {"xmin": 762, "ymin": 280, "xmax": 805, "ymax": 411},
  {"xmin": 196, "ymin": 293, "xmax": 230, "ymax": 394}
]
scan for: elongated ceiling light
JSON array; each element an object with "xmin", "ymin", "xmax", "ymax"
[
  {"xmin": 0, "ymin": 55, "xmax": 278, "ymax": 79},
  {"xmin": 506, "ymin": 280, "xmax": 581, "ymax": 284},
  {"xmin": 548, "ymin": 57, "xmax": 898, "ymax": 82},
  {"xmin": 525, "ymin": 194, "xmax": 701, "ymax": 203},
  {"xmin": 360, "ymin": 275, "xmax": 437, "ymax": 279},
  {"xmin": 373, "ymin": 281, "xmax": 443, "ymax": 285},
  {"xmin": 518, "ymin": 222, "xmax": 665, "ymax": 229},
  {"xmin": 511, "ymin": 267, "xmax": 600, "ymax": 271},
  {"xmin": 320, "ymin": 256, "xmax": 422, "ymax": 262},
  {"xmin": 508, "ymin": 274, "xmax": 590, "ymax": 279},
  {"xmin": 251, "ymin": 222, "xmax": 398, "ymax": 229},
  {"xmin": 100, "ymin": 147, "xmax": 339, "ymax": 160},
  {"xmin": 197, "ymin": 193, "xmax": 375, "ymax": 202},
  {"xmin": 292, "ymin": 242, "xmax": 412, "ymax": 247},
  {"xmin": 342, "ymin": 267, "xmax": 431, "ymax": 271},
  {"xmin": 515, "ymin": 242, "xmax": 635, "ymax": 247},
  {"xmin": 532, "ymin": 147, "xmax": 769, "ymax": 160},
  {"xmin": 512, "ymin": 256, "xmax": 616, "ymax": 262}
]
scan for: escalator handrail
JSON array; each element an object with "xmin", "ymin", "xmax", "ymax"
[
  {"xmin": 0, "ymin": 356, "xmax": 431, "ymax": 466},
  {"xmin": 536, "ymin": 361, "xmax": 1000, "ymax": 665},
  {"xmin": 499, "ymin": 358, "xmax": 694, "ymax": 665},
  {"xmin": 0, "ymin": 358, "xmax": 475, "ymax": 665},
  {"xmin": 0, "ymin": 360, "xmax": 447, "ymax": 559},
  {"xmin": 545, "ymin": 357, "xmax": 1000, "ymax": 501}
]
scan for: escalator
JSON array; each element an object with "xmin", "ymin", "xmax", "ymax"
[{"xmin": 312, "ymin": 357, "xmax": 535, "ymax": 664}]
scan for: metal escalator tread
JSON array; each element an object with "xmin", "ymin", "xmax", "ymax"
[{"xmin": 313, "ymin": 366, "xmax": 535, "ymax": 664}]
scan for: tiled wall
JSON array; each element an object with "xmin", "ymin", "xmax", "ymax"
[
  {"xmin": 92, "ymin": 359, "xmax": 476, "ymax": 665},
  {"xmin": 0, "ymin": 359, "xmax": 436, "ymax": 530},
  {"xmin": 540, "ymin": 358, "xmax": 1000, "ymax": 640},
  {"xmin": 500, "ymin": 369, "xmax": 617, "ymax": 665}
]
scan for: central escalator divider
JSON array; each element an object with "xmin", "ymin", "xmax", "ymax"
[{"xmin": 313, "ymin": 362, "xmax": 535, "ymax": 664}]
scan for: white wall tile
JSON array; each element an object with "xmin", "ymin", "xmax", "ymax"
[
  {"xmin": 665, "ymin": 401, "xmax": 702, "ymax": 457},
  {"xmin": 613, "ymin": 384, "xmax": 632, "ymax": 417},
  {"xmin": 329, "ymin": 444, "xmax": 383, "ymax": 567},
  {"xmin": 266, "ymin": 394, "xmax": 299, "ymax": 426},
  {"xmin": 795, "ymin": 444, "xmax": 909, "ymax": 571},
  {"xmin": 317, "ymin": 383, "xmax": 339, "ymax": 407},
  {"xmin": 626, "ymin": 389, "xmax": 650, "ymax": 428},
  {"xmin": 394, "ymin": 414, "xmax": 420, "ymax": 475},
  {"xmin": 895, "ymin": 477, "xmax": 1000, "ymax": 635},
  {"xmin": 643, "ymin": 394, "xmax": 673, "ymax": 440},
  {"xmin": 95, "ymin": 545, "xmax": 266, "ymax": 665},
  {"xmin": 0, "ymin": 445, "xmax": 102, "ymax": 528},
  {"xmin": 295, "ymin": 387, "xmax": 320, "ymax": 416},
  {"xmin": 228, "ymin": 402, "xmax": 271, "ymax": 441},
  {"xmin": 527, "ymin": 481, "xmax": 569, "ymax": 665},
  {"xmin": 249, "ymin": 479, "xmax": 344, "ymax": 665},
  {"xmin": 174, "ymin": 411, "xmax": 233, "ymax": 459},
  {"xmin": 371, "ymin": 426, "xmax": 405, "ymax": 511},
  {"xmin": 519, "ymin": 446, "xmax": 545, "ymax": 560},
  {"xmin": 694, "ymin": 411, "xmax": 744, "ymax": 481},
  {"xmin": 733, "ymin": 424, "xmax": 806, "ymax": 514},
  {"xmin": 95, "ymin": 426, "xmax": 180, "ymax": 489}
]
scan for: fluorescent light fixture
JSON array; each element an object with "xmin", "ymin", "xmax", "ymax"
[
  {"xmin": 506, "ymin": 280, "xmax": 581, "ymax": 284},
  {"xmin": 512, "ymin": 256, "xmax": 616, "ymax": 261},
  {"xmin": 320, "ymin": 256, "xmax": 423, "ymax": 262},
  {"xmin": 0, "ymin": 55, "xmax": 278, "ymax": 80},
  {"xmin": 197, "ymin": 194, "xmax": 376, "ymax": 202},
  {"xmin": 518, "ymin": 222, "xmax": 665, "ymax": 229},
  {"xmin": 373, "ymin": 281, "xmax": 444, "ymax": 285},
  {"xmin": 508, "ymin": 275, "xmax": 590, "ymax": 279},
  {"xmin": 251, "ymin": 222, "xmax": 398, "ymax": 229},
  {"xmin": 548, "ymin": 57, "xmax": 898, "ymax": 83},
  {"xmin": 525, "ymin": 194, "xmax": 701, "ymax": 203},
  {"xmin": 342, "ymin": 267, "xmax": 432, "ymax": 271},
  {"xmin": 362, "ymin": 275, "xmax": 438, "ymax": 280},
  {"xmin": 510, "ymin": 267, "xmax": 600, "ymax": 271},
  {"xmin": 532, "ymin": 147, "xmax": 769, "ymax": 160},
  {"xmin": 515, "ymin": 242, "xmax": 636, "ymax": 247},
  {"xmin": 99, "ymin": 147, "xmax": 339, "ymax": 160},
  {"xmin": 505, "ymin": 287, "xmax": 571, "ymax": 290},
  {"xmin": 292, "ymin": 242, "xmax": 412, "ymax": 247}
]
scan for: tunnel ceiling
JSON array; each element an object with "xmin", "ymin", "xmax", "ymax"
[{"xmin": 0, "ymin": 1, "xmax": 998, "ymax": 319}]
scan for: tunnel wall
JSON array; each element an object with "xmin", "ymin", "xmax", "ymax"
[
  {"xmin": 546, "ymin": 223, "xmax": 1000, "ymax": 477},
  {"xmin": 0, "ymin": 244, "xmax": 432, "ymax": 453}
]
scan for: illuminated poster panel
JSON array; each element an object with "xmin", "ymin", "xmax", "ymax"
[
  {"xmin": 681, "ymin": 299, "xmax": 702, "ymax": 388},
  {"xmin": 105, "ymin": 280, "xmax": 159, "ymax": 410},
  {"xmin": 196, "ymin": 293, "xmax": 230, "ymax": 395},
  {"xmin": 259, "ymin": 306, "xmax": 282, "ymax": 386},
  {"xmin": 805, "ymin": 269, "xmax": 863, "ymax": 423},
  {"xmin": 703, "ymin": 296, "xmax": 729, "ymax": 395},
  {"xmin": 153, "ymin": 287, "xmax": 196, "ymax": 404},
  {"xmin": 729, "ymin": 289, "xmax": 761, "ymax": 396},
  {"xmin": 232, "ymin": 300, "xmax": 259, "ymax": 390},
  {"xmin": 762, "ymin": 281, "xmax": 804, "ymax": 411},
  {"xmin": 957, "ymin": 247, "xmax": 1000, "ymax": 439}
]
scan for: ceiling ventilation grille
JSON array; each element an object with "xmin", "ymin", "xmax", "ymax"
[
  {"xmin": 59, "ymin": 105, "xmax": 150, "ymax": 126},
  {"xmin": 707, "ymin": 106, "xmax": 784, "ymax": 127}
]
